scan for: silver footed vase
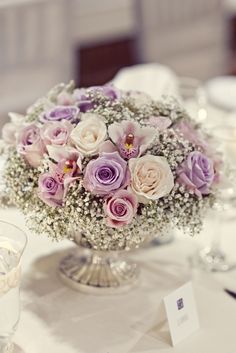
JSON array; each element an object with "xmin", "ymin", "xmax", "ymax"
[
  {"xmin": 58, "ymin": 226, "xmax": 173, "ymax": 294},
  {"xmin": 59, "ymin": 244, "xmax": 140, "ymax": 294}
]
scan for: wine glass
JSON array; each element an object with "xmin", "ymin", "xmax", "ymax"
[
  {"xmin": 191, "ymin": 124, "xmax": 236, "ymax": 272},
  {"xmin": 0, "ymin": 221, "xmax": 27, "ymax": 353}
]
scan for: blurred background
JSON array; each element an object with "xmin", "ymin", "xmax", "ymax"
[{"xmin": 1, "ymin": 0, "xmax": 236, "ymax": 125}]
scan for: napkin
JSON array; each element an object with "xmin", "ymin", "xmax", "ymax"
[{"xmin": 112, "ymin": 63, "xmax": 179, "ymax": 100}]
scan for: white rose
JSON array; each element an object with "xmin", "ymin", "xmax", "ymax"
[
  {"xmin": 70, "ymin": 113, "xmax": 107, "ymax": 156},
  {"xmin": 129, "ymin": 155, "xmax": 174, "ymax": 203}
]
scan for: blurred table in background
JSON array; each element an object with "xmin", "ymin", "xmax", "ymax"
[{"xmin": 2, "ymin": 0, "xmax": 236, "ymax": 127}]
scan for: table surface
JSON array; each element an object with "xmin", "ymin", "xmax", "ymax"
[{"xmin": 0, "ymin": 207, "xmax": 236, "ymax": 353}]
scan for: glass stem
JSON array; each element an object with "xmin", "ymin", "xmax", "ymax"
[{"xmin": 210, "ymin": 213, "xmax": 222, "ymax": 252}]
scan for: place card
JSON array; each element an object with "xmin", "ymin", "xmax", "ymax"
[{"xmin": 163, "ymin": 281, "xmax": 199, "ymax": 346}]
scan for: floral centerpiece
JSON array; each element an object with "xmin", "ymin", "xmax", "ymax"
[{"xmin": 1, "ymin": 82, "xmax": 219, "ymax": 292}]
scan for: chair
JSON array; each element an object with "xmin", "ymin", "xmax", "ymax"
[{"xmin": 0, "ymin": 0, "xmax": 73, "ymax": 127}]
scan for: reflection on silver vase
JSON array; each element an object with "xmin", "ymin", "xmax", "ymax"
[{"xmin": 59, "ymin": 246, "xmax": 140, "ymax": 294}]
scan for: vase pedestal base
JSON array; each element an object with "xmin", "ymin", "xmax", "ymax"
[{"xmin": 59, "ymin": 249, "xmax": 140, "ymax": 294}]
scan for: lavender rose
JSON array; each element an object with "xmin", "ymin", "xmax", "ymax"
[
  {"xmin": 72, "ymin": 88, "xmax": 94, "ymax": 113},
  {"xmin": 177, "ymin": 151, "xmax": 214, "ymax": 196},
  {"xmin": 38, "ymin": 173, "xmax": 64, "ymax": 207},
  {"xmin": 83, "ymin": 152, "xmax": 129, "ymax": 196},
  {"xmin": 41, "ymin": 120, "xmax": 73, "ymax": 146},
  {"xmin": 73, "ymin": 85, "xmax": 120, "ymax": 113},
  {"xmin": 89, "ymin": 85, "xmax": 120, "ymax": 100},
  {"xmin": 104, "ymin": 189, "xmax": 138, "ymax": 228},
  {"xmin": 41, "ymin": 106, "xmax": 79, "ymax": 123},
  {"xmin": 17, "ymin": 124, "xmax": 46, "ymax": 167}
]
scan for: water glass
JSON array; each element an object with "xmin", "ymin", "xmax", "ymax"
[
  {"xmin": 191, "ymin": 124, "xmax": 236, "ymax": 271},
  {"xmin": 0, "ymin": 221, "xmax": 27, "ymax": 353}
]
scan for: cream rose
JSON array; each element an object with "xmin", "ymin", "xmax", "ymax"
[
  {"xmin": 70, "ymin": 113, "xmax": 107, "ymax": 156},
  {"xmin": 129, "ymin": 155, "xmax": 174, "ymax": 203}
]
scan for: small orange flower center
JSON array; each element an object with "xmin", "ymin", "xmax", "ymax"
[
  {"xmin": 125, "ymin": 134, "xmax": 134, "ymax": 150},
  {"xmin": 63, "ymin": 160, "xmax": 74, "ymax": 173}
]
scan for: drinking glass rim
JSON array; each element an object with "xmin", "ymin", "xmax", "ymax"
[{"xmin": 0, "ymin": 219, "xmax": 28, "ymax": 255}]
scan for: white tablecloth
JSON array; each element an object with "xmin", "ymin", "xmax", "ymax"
[{"xmin": 0, "ymin": 208, "xmax": 236, "ymax": 353}]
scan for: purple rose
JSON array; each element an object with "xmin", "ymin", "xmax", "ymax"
[
  {"xmin": 73, "ymin": 85, "xmax": 120, "ymax": 113},
  {"xmin": 73, "ymin": 89, "xmax": 95, "ymax": 113},
  {"xmin": 17, "ymin": 124, "xmax": 46, "ymax": 167},
  {"xmin": 41, "ymin": 106, "xmax": 79, "ymax": 123},
  {"xmin": 104, "ymin": 189, "xmax": 138, "ymax": 228},
  {"xmin": 89, "ymin": 85, "xmax": 120, "ymax": 100},
  {"xmin": 38, "ymin": 173, "xmax": 64, "ymax": 207},
  {"xmin": 177, "ymin": 151, "xmax": 214, "ymax": 196},
  {"xmin": 83, "ymin": 151, "xmax": 129, "ymax": 196}
]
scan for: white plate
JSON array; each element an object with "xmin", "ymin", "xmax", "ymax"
[{"xmin": 205, "ymin": 76, "xmax": 236, "ymax": 111}]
